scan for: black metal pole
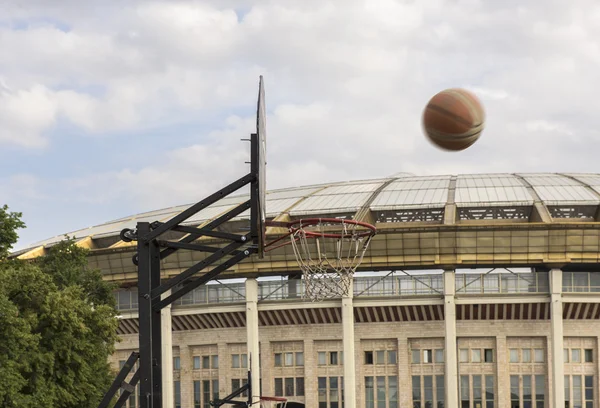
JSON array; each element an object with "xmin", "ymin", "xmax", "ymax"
[
  {"xmin": 150, "ymin": 237, "xmax": 162, "ymax": 407},
  {"xmin": 113, "ymin": 370, "xmax": 141, "ymax": 408},
  {"xmin": 97, "ymin": 352, "xmax": 139, "ymax": 408},
  {"xmin": 137, "ymin": 222, "xmax": 154, "ymax": 408},
  {"xmin": 249, "ymin": 133, "xmax": 259, "ymax": 250}
]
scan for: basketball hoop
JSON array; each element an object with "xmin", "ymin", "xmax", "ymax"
[
  {"xmin": 265, "ymin": 218, "xmax": 376, "ymax": 302},
  {"xmin": 259, "ymin": 396, "xmax": 287, "ymax": 408}
]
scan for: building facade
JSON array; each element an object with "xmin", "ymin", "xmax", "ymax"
[{"xmin": 14, "ymin": 172, "xmax": 600, "ymax": 407}]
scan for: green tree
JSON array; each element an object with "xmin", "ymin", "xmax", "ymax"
[
  {"xmin": 0, "ymin": 204, "xmax": 26, "ymax": 259},
  {"xmin": 0, "ymin": 210, "xmax": 119, "ymax": 407}
]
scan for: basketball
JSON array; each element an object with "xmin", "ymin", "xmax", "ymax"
[{"xmin": 422, "ymin": 88, "xmax": 485, "ymax": 151}]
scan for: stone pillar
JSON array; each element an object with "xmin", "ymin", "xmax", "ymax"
[
  {"xmin": 162, "ymin": 291, "xmax": 174, "ymax": 408},
  {"xmin": 443, "ymin": 269, "xmax": 458, "ymax": 407},
  {"xmin": 495, "ymin": 335, "xmax": 509, "ymax": 407},
  {"xmin": 179, "ymin": 345, "xmax": 193, "ymax": 408},
  {"xmin": 342, "ymin": 284, "xmax": 356, "ymax": 408},
  {"xmin": 550, "ymin": 268, "xmax": 564, "ymax": 407},
  {"xmin": 397, "ymin": 337, "xmax": 411, "ymax": 407},
  {"xmin": 304, "ymin": 339, "xmax": 316, "ymax": 407},
  {"xmin": 246, "ymin": 278, "xmax": 261, "ymax": 405}
]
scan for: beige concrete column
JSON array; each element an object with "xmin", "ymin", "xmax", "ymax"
[
  {"xmin": 304, "ymin": 339, "xmax": 316, "ymax": 407},
  {"xmin": 550, "ymin": 268, "xmax": 564, "ymax": 408},
  {"xmin": 443, "ymin": 269, "xmax": 458, "ymax": 407},
  {"xmin": 397, "ymin": 337, "xmax": 411, "ymax": 407},
  {"xmin": 342, "ymin": 279, "xmax": 356, "ymax": 408},
  {"xmin": 259, "ymin": 340, "xmax": 274, "ymax": 397},
  {"xmin": 179, "ymin": 345, "xmax": 193, "ymax": 408},
  {"xmin": 162, "ymin": 290, "xmax": 174, "ymax": 408},
  {"xmin": 495, "ymin": 335, "xmax": 509, "ymax": 407},
  {"xmin": 246, "ymin": 278, "xmax": 261, "ymax": 405}
]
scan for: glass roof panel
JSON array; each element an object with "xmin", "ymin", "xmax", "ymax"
[
  {"xmin": 370, "ymin": 176, "xmax": 450, "ymax": 210},
  {"xmin": 455, "ymin": 174, "xmax": 532, "ymax": 207},
  {"xmin": 290, "ymin": 192, "xmax": 373, "ymax": 215},
  {"xmin": 313, "ymin": 182, "xmax": 384, "ymax": 195},
  {"xmin": 518, "ymin": 174, "xmax": 600, "ymax": 204},
  {"xmin": 565, "ymin": 174, "xmax": 600, "ymax": 186}
]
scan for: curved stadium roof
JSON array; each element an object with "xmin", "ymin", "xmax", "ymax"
[{"xmin": 14, "ymin": 172, "xmax": 600, "ymax": 256}]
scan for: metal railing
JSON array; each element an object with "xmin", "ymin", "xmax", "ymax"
[
  {"xmin": 563, "ymin": 272, "xmax": 600, "ymax": 293},
  {"xmin": 173, "ymin": 283, "xmax": 246, "ymax": 306},
  {"xmin": 114, "ymin": 272, "xmax": 559, "ymax": 310},
  {"xmin": 455, "ymin": 272, "xmax": 549, "ymax": 294},
  {"xmin": 354, "ymin": 275, "xmax": 443, "ymax": 297}
]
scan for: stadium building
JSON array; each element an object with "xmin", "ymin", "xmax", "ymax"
[{"xmin": 14, "ymin": 172, "xmax": 600, "ymax": 408}]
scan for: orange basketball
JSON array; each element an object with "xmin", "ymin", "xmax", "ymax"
[{"xmin": 422, "ymin": 88, "xmax": 485, "ymax": 151}]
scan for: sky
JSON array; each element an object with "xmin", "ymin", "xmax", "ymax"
[{"xmin": 1, "ymin": 0, "xmax": 600, "ymax": 251}]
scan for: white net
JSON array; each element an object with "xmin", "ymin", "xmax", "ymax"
[{"xmin": 289, "ymin": 219, "xmax": 375, "ymax": 302}]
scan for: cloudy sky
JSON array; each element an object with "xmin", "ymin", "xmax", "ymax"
[{"xmin": 2, "ymin": 0, "xmax": 599, "ymax": 250}]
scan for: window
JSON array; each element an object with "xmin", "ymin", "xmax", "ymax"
[
  {"xmin": 436, "ymin": 375, "xmax": 445, "ymax": 408},
  {"xmin": 485, "ymin": 375, "xmax": 494, "ymax": 408},
  {"xmin": 412, "ymin": 375, "xmax": 444, "ymax": 408},
  {"xmin": 435, "ymin": 349, "xmax": 444, "ymax": 364},
  {"xmin": 564, "ymin": 348, "xmax": 570, "ymax": 363},
  {"xmin": 584, "ymin": 349, "xmax": 593, "ymax": 363},
  {"xmin": 511, "ymin": 375, "xmax": 545, "ymax": 408},
  {"xmin": 471, "ymin": 349, "xmax": 481, "ymax": 363},
  {"xmin": 320, "ymin": 376, "xmax": 345, "ymax": 408},
  {"xmin": 203, "ymin": 380, "xmax": 211, "ymax": 408},
  {"xmin": 231, "ymin": 378, "xmax": 248, "ymax": 398},
  {"xmin": 376, "ymin": 350, "xmax": 385, "ymax": 365},
  {"xmin": 388, "ymin": 350, "xmax": 397, "ymax": 364},
  {"xmin": 510, "ymin": 376, "xmax": 519, "ymax": 408},
  {"xmin": 319, "ymin": 352, "xmax": 327, "ymax": 365},
  {"xmin": 424, "ymin": 350, "xmax": 433, "ymax": 364},
  {"xmin": 459, "ymin": 349, "xmax": 468, "ymax": 363},
  {"xmin": 231, "ymin": 354, "xmax": 248, "ymax": 368},
  {"xmin": 193, "ymin": 356, "xmax": 201, "ymax": 369},
  {"xmin": 211, "ymin": 355, "xmax": 219, "ymax": 368},
  {"xmin": 509, "ymin": 349, "xmax": 519, "ymax": 363},
  {"xmin": 274, "ymin": 353, "xmax": 282, "ymax": 367},
  {"xmin": 202, "ymin": 356, "xmax": 210, "ymax": 369},
  {"xmin": 473, "ymin": 375, "xmax": 482, "ymax": 407},
  {"xmin": 285, "ymin": 378, "xmax": 294, "ymax": 397},
  {"xmin": 522, "ymin": 349, "xmax": 531, "ymax": 363},
  {"xmin": 274, "ymin": 378, "xmax": 283, "ymax": 396},
  {"xmin": 194, "ymin": 381, "xmax": 201, "ymax": 408},
  {"xmin": 174, "ymin": 381, "xmax": 181, "ymax": 408},
  {"xmin": 572, "ymin": 349, "xmax": 581, "ymax": 363},
  {"xmin": 366, "ymin": 376, "xmax": 397, "ymax": 408},
  {"xmin": 330, "ymin": 352, "xmax": 338, "ymax": 365},
  {"xmin": 535, "ymin": 375, "xmax": 545, "ymax": 408},
  {"xmin": 461, "ymin": 375, "xmax": 470, "ymax": 408},
  {"xmin": 412, "ymin": 350, "xmax": 420, "ymax": 364},
  {"xmin": 484, "ymin": 349, "xmax": 493, "ymax": 363},
  {"xmin": 296, "ymin": 352, "xmax": 304, "ymax": 366},
  {"xmin": 585, "ymin": 376, "xmax": 593, "ymax": 408},
  {"xmin": 296, "ymin": 378, "xmax": 305, "ymax": 396},
  {"xmin": 461, "ymin": 375, "xmax": 494, "ymax": 408},
  {"xmin": 565, "ymin": 375, "xmax": 594, "ymax": 408},
  {"xmin": 173, "ymin": 356, "xmax": 181, "ymax": 370},
  {"xmin": 284, "ymin": 352, "xmax": 294, "ymax": 366},
  {"xmin": 534, "ymin": 349, "xmax": 544, "ymax": 363}
]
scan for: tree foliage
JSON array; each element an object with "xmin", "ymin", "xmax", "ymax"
[
  {"xmin": 0, "ymin": 210, "xmax": 119, "ymax": 407},
  {"xmin": 0, "ymin": 204, "xmax": 26, "ymax": 259}
]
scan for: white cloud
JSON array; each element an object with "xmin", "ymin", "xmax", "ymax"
[
  {"xmin": 0, "ymin": 85, "xmax": 56, "ymax": 147},
  {"xmin": 2, "ymin": 0, "xmax": 600, "ymax": 247}
]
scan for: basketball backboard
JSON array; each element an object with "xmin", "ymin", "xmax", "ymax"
[{"xmin": 256, "ymin": 75, "xmax": 267, "ymax": 257}]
